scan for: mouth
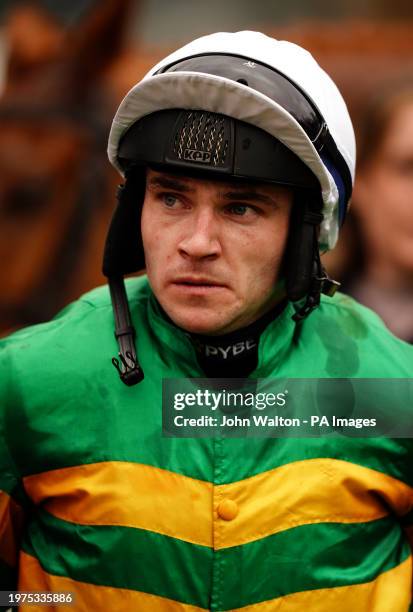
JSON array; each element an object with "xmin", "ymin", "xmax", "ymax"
[{"xmin": 170, "ymin": 277, "xmax": 228, "ymax": 293}]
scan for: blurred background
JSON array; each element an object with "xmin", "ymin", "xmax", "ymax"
[{"xmin": 0, "ymin": 0, "xmax": 412, "ymax": 341}]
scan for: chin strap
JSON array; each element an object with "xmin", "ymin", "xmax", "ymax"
[
  {"xmin": 292, "ymin": 247, "xmax": 340, "ymax": 322},
  {"xmin": 109, "ymin": 276, "xmax": 144, "ymax": 386},
  {"xmin": 286, "ymin": 205, "xmax": 341, "ymax": 323}
]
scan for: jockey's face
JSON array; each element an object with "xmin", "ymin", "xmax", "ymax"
[{"xmin": 141, "ymin": 168, "xmax": 293, "ymax": 335}]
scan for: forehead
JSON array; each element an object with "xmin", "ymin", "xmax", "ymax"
[{"xmin": 145, "ymin": 167, "xmax": 293, "ymax": 199}]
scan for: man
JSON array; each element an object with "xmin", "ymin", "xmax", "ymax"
[{"xmin": 1, "ymin": 31, "xmax": 413, "ymax": 611}]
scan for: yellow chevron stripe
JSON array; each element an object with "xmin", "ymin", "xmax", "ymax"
[
  {"xmin": 18, "ymin": 551, "xmax": 411, "ymax": 611},
  {"xmin": 230, "ymin": 555, "xmax": 412, "ymax": 611},
  {"xmin": 23, "ymin": 462, "xmax": 213, "ymax": 547},
  {"xmin": 0, "ymin": 489, "xmax": 24, "ymax": 567},
  {"xmin": 23, "ymin": 458, "xmax": 413, "ymax": 551},
  {"xmin": 214, "ymin": 458, "xmax": 413, "ymax": 549},
  {"xmin": 18, "ymin": 551, "xmax": 208, "ymax": 611}
]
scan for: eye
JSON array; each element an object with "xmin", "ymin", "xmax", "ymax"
[
  {"xmin": 226, "ymin": 203, "xmax": 255, "ymax": 216},
  {"xmin": 161, "ymin": 193, "xmax": 180, "ymax": 207}
]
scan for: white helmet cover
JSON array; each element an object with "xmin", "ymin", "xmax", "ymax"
[{"xmin": 108, "ymin": 31, "xmax": 356, "ymax": 250}]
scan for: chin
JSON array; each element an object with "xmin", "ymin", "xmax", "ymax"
[
  {"xmin": 167, "ymin": 308, "xmax": 231, "ymax": 336},
  {"xmin": 177, "ymin": 318, "xmax": 225, "ymax": 336}
]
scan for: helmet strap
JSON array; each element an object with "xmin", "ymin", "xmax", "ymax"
[
  {"xmin": 286, "ymin": 197, "xmax": 340, "ymax": 322},
  {"xmin": 291, "ymin": 251, "xmax": 340, "ymax": 322},
  {"xmin": 103, "ymin": 168, "xmax": 146, "ymax": 386},
  {"xmin": 102, "ymin": 167, "xmax": 145, "ymax": 277},
  {"xmin": 109, "ymin": 275, "xmax": 144, "ymax": 386}
]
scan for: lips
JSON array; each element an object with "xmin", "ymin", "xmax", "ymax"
[
  {"xmin": 169, "ymin": 276, "xmax": 228, "ymax": 294},
  {"xmin": 171, "ymin": 276, "xmax": 227, "ymax": 287}
]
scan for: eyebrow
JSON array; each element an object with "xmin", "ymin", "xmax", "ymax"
[
  {"xmin": 148, "ymin": 174, "xmax": 279, "ymax": 206},
  {"xmin": 147, "ymin": 175, "xmax": 195, "ymax": 192},
  {"xmin": 221, "ymin": 190, "xmax": 277, "ymax": 207}
]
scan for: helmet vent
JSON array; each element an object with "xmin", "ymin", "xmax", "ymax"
[{"xmin": 170, "ymin": 110, "xmax": 231, "ymax": 167}]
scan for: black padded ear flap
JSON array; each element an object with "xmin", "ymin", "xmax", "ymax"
[
  {"xmin": 102, "ymin": 167, "xmax": 146, "ymax": 277},
  {"xmin": 285, "ymin": 196, "xmax": 322, "ymax": 302}
]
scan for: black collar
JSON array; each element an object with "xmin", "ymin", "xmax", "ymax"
[{"xmin": 190, "ymin": 301, "xmax": 287, "ymax": 378}]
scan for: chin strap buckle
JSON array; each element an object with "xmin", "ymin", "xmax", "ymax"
[
  {"xmin": 292, "ymin": 272, "xmax": 341, "ymax": 322},
  {"xmin": 321, "ymin": 277, "xmax": 341, "ymax": 297},
  {"xmin": 112, "ymin": 351, "xmax": 144, "ymax": 386}
]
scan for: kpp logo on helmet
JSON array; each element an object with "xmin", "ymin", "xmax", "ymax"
[{"xmin": 183, "ymin": 148, "xmax": 212, "ymax": 163}]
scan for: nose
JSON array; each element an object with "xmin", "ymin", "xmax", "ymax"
[{"xmin": 178, "ymin": 208, "xmax": 221, "ymax": 261}]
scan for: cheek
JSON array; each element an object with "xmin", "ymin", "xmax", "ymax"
[
  {"xmin": 141, "ymin": 205, "xmax": 163, "ymax": 256},
  {"xmin": 140, "ymin": 206, "xmax": 150, "ymax": 248},
  {"xmin": 141, "ymin": 211, "xmax": 158, "ymax": 274},
  {"xmin": 142, "ymin": 222, "xmax": 178, "ymax": 282},
  {"xmin": 241, "ymin": 225, "xmax": 288, "ymax": 285},
  {"xmin": 142, "ymin": 232, "xmax": 163, "ymax": 276}
]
